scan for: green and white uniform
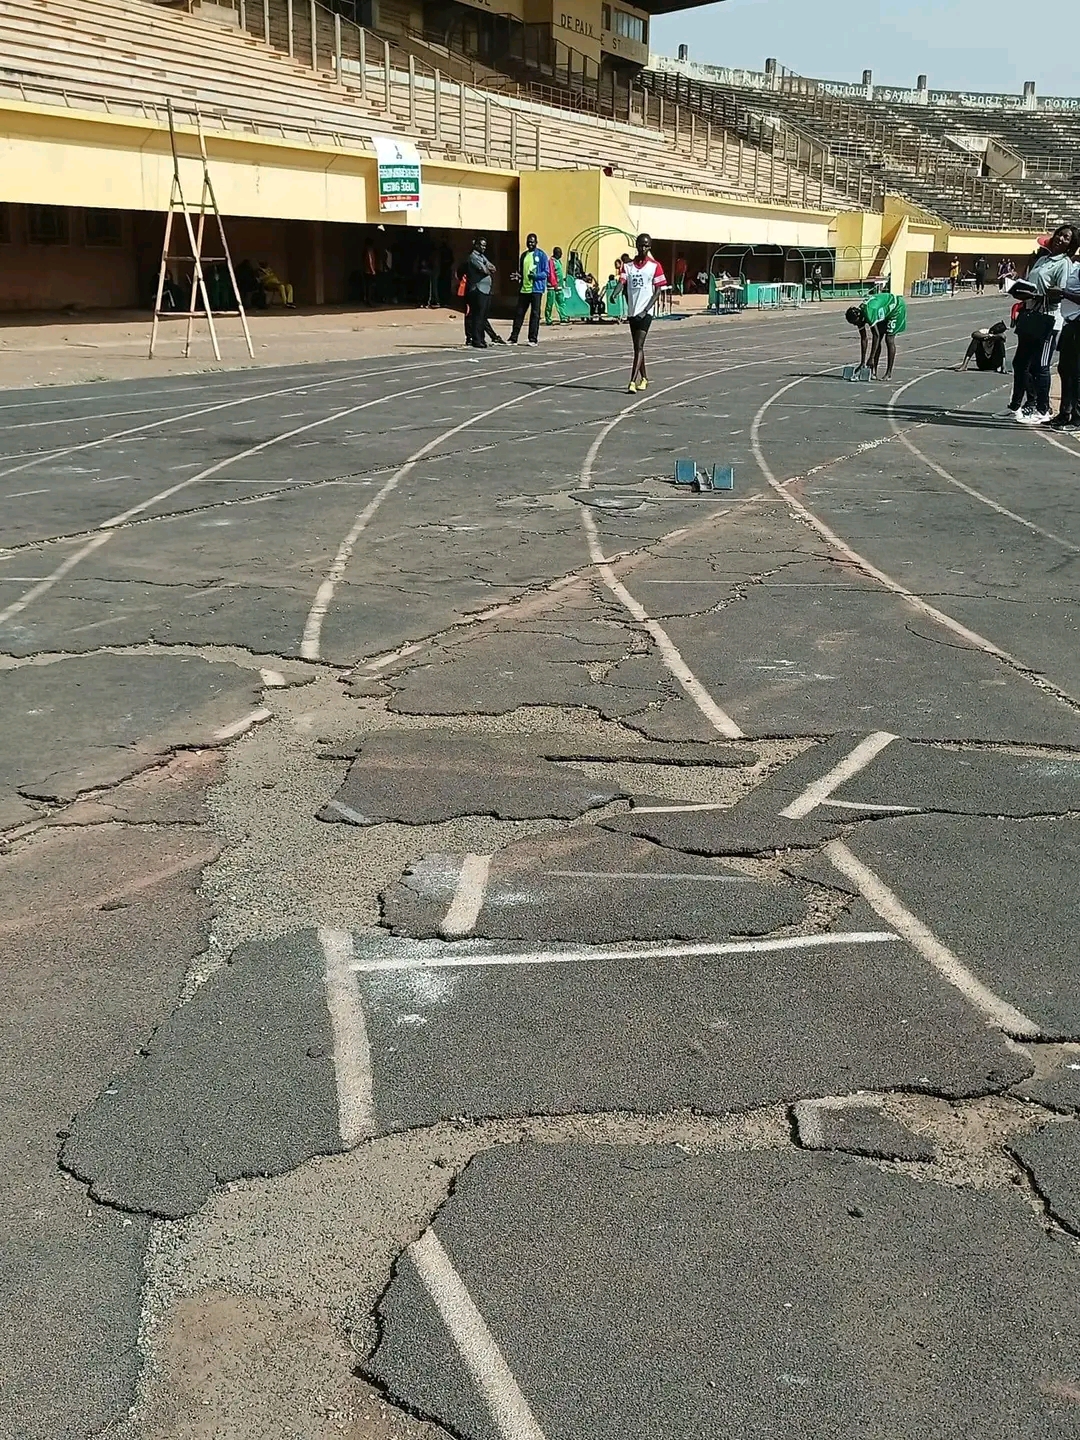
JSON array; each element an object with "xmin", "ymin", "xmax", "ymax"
[{"xmin": 864, "ymin": 291, "xmax": 907, "ymax": 335}]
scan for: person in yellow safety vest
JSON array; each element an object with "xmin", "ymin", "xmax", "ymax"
[{"xmin": 545, "ymin": 247, "xmax": 569, "ymax": 325}]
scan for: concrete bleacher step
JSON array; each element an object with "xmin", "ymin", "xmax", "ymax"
[{"xmin": 1, "ymin": 0, "xmax": 843, "ymax": 206}]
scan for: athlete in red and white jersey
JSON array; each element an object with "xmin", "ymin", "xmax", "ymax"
[{"xmin": 620, "ymin": 234, "xmax": 666, "ymax": 392}]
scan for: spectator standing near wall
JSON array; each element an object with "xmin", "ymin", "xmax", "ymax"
[
  {"xmin": 810, "ymin": 263, "xmax": 824, "ymax": 301},
  {"xmin": 509, "ymin": 233, "xmax": 549, "ymax": 345},
  {"xmin": 973, "ymin": 256, "xmax": 988, "ymax": 294},
  {"xmin": 545, "ymin": 247, "xmax": 569, "ymax": 326},
  {"xmin": 949, "ymin": 257, "xmax": 961, "ymax": 294},
  {"xmin": 463, "ymin": 236, "xmax": 496, "ymax": 349}
]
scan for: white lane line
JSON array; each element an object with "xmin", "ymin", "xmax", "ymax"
[
  {"xmin": 0, "ymin": 355, "xmax": 483, "ymax": 482},
  {"xmin": 350, "ymin": 931, "xmax": 899, "ymax": 973},
  {"xmin": 575, "ymin": 361, "xmax": 780, "ymax": 744},
  {"xmin": 213, "ymin": 706, "xmax": 271, "ymax": 741},
  {"xmin": 1, "ymin": 405, "xmax": 180, "ymax": 433},
  {"xmin": 630, "ymin": 801, "xmax": 730, "ymax": 813},
  {"xmin": 0, "ymin": 531, "xmax": 113, "ymax": 628},
  {"xmin": 325, "ymin": 798, "xmax": 372, "ymax": 825},
  {"xmin": 100, "ymin": 371, "xmax": 491, "ymax": 530},
  {"xmin": 779, "ymin": 731, "xmax": 898, "ymax": 819},
  {"xmin": 750, "ymin": 376, "xmax": 1080, "ymax": 713},
  {"xmin": 409, "ymin": 1228, "xmax": 547, "ymax": 1440},
  {"xmin": 365, "ymin": 641, "xmax": 427, "ymax": 671},
  {"xmin": 820, "ymin": 798, "xmax": 919, "ymax": 812},
  {"xmin": 545, "ymin": 870, "xmax": 753, "ymax": 882},
  {"xmin": 823, "ymin": 839, "xmax": 1040, "ymax": 1037},
  {"xmin": 887, "ymin": 374, "xmax": 1080, "ymax": 554},
  {"xmin": 300, "ymin": 360, "xmax": 626, "ymax": 661},
  {"xmin": 318, "ymin": 927, "xmax": 375, "ymax": 1147},
  {"xmin": 440, "ymin": 854, "xmax": 494, "ymax": 938},
  {"xmin": 8, "ymin": 488, "xmax": 50, "ymax": 499},
  {"xmin": 1039, "ymin": 429, "xmax": 1080, "ymax": 463}
]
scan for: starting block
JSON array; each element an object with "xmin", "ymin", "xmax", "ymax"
[
  {"xmin": 842, "ymin": 364, "xmax": 873, "ymax": 382},
  {"xmin": 673, "ymin": 460, "xmax": 734, "ymax": 493}
]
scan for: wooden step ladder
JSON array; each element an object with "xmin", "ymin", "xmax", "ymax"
[{"xmin": 149, "ymin": 100, "xmax": 255, "ymax": 361}]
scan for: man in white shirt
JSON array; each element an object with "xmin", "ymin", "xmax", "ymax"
[{"xmin": 620, "ymin": 233, "xmax": 667, "ymax": 393}]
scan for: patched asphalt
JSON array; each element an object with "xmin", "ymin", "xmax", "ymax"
[
  {"xmin": 0, "ymin": 653, "xmax": 298, "ymax": 826},
  {"xmin": 792, "ymin": 1096, "xmax": 936, "ymax": 1161},
  {"xmin": 367, "ymin": 1144, "xmax": 1080, "ymax": 1440},
  {"xmin": 348, "ymin": 918, "xmax": 1026, "ymax": 1128},
  {"xmin": 1008, "ymin": 1122, "xmax": 1080, "ymax": 1234},
  {"xmin": 62, "ymin": 931, "xmax": 343, "ymax": 1219},
  {"xmin": 320, "ymin": 728, "xmax": 756, "ymax": 829},
  {"xmin": 843, "ymin": 813, "xmax": 1080, "ymax": 1035},
  {"xmin": 0, "ymin": 821, "xmax": 216, "ymax": 1436},
  {"xmin": 381, "ymin": 828, "xmax": 805, "ymax": 941}
]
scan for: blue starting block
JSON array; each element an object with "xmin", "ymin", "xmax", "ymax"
[
  {"xmin": 673, "ymin": 460, "xmax": 734, "ymax": 493},
  {"xmin": 842, "ymin": 364, "xmax": 873, "ymax": 382}
]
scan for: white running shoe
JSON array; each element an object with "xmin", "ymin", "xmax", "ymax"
[{"xmin": 1017, "ymin": 409, "xmax": 1051, "ymax": 425}]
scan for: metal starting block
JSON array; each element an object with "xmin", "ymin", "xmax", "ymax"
[
  {"xmin": 673, "ymin": 460, "xmax": 734, "ymax": 493},
  {"xmin": 842, "ymin": 364, "xmax": 873, "ymax": 382}
]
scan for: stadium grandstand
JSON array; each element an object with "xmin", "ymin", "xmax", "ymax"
[
  {"xmin": 644, "ymin": 54, "xmax": 1080, "ymax": 233},
  {"xmin": 0, "ymin": 0, "xmax": 1063, "ymax": 311}
]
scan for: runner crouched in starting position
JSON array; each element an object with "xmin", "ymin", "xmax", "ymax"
[
  {"xmin": 845, "ymin": 290, "xmax": 908, "ymax": 379},
  {"xmin": 621, "ymin": 233, "xmax": 666, "ymax": 392}
]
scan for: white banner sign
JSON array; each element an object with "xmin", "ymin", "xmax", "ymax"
[{"xmin": 373, "ymin": 135, "xmax": 421, "ymax": 213}]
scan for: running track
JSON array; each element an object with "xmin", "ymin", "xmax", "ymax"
[{"xmin": 4, "ymin": 299, "xmax": 1080, "ymax": 1440}]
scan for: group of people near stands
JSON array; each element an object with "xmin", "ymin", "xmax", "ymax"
[
  {"xmin": 987, "ymin": 223, "xmax": 1080, "ymax": 428},
  {"xmin": 841, "ymin": 225, "xmax": 1080, "ymax": 429},
  {"xmin": 460, "ymin": 231, "xmax": 667, "ymax": 390}
]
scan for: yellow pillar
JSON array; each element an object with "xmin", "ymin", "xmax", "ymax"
[{"xmin": 517, "ymin": 169, "xmax": 633, "ymax": 284}]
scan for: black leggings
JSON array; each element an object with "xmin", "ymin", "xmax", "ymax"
[
  {"xmin": 1010, "ymin": 328, "xmax": 1058, "ymax": 413},
  {"xmin": 1058, "ymin": 320, "xmax": 1080, "ymax": 420},
  {"xmin": 629, "ymin": 313, "xmax": 652, "ymax": 378}
]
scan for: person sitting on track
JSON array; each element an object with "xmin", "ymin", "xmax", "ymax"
[
  {"xmin": 955, "ymin": 320, "xmax": 1008, "ymax": 373},
  {"xmin": 845, "ymin": 291, "xmax": 908, "ymax": 380}
]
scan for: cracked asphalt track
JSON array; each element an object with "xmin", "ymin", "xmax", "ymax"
[{"xmin": 4, "ymin": 300, "xmax": 1080, "ymax": 1440}]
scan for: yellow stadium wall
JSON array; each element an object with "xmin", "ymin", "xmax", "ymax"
[
  {"xmin": 519, "ymin": 170, "xmax": 837, "ymax": 283},
  {"xmin": 0, "ymin": 100, "xmax": 516, "ymax": 231}
]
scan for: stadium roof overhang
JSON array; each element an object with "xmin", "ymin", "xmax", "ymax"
[{"xmin": 636, "ymin": 0, "xmax": 725, "ymax": 14}]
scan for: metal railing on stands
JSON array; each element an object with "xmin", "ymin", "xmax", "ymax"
[
  {"xmin": 0, "ymin": 62, "xmax": 359, "ymax": 147},
  {"xmin": 225, "ymin": 0, "xmax": 834, "ymax": 208},
  {"xmin": 641, "ymin": 63, "xmax": 1050, "ymax": 230},
  {"xmin": 226, "ymin": 0, "xmax": 543, "ymax": 168},
  {"xmin": 769, "ymin": 80, "xmax": 1049, "ymax": 229}
]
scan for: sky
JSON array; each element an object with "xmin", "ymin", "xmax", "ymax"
[{"xmin": 650, "ymin": 0, "xmax": 1077, "ymax": 98}]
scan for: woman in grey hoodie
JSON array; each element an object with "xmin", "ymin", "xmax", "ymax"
[{"xmin": 1007, "ymin": 223, "xmax": 1078, "ymax": 423}]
